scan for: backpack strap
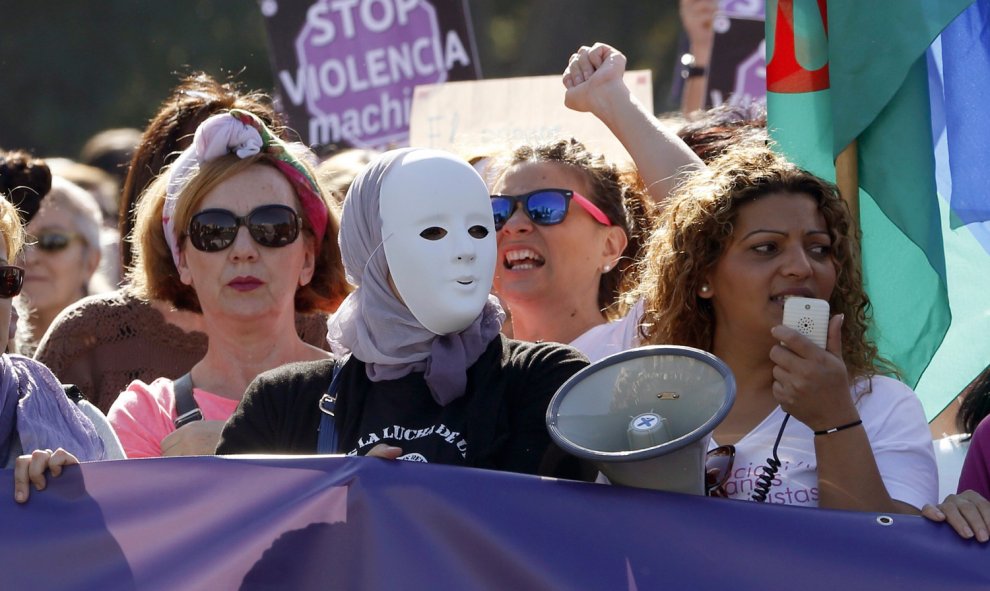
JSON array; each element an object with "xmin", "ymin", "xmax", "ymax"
[
  {"xmin": 62, "ymin": 383, "xmax": 85, "ymax": 404},
  {"xmin": 317, "ymin": 356, "xmax": 348, "ymax": 454},
  {"xmin": 173, "ymin": 372, "xmax": 202, "ymax": 429}
]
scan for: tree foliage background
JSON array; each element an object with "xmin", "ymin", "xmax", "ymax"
[{"xmin": 0, "ymin": 0, "xmax": 682, "ymax": 158}]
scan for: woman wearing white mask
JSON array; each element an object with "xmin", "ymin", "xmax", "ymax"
[{"xmin": 217, "ymin": 149, "xmax": 588, "ymax": 477}]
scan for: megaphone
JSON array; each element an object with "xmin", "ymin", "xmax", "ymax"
[{"xmin": 546, "ymin": 345, "xmax": 735, "ymax": 495}]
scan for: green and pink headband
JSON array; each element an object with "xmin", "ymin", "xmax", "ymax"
[{"xmin": 162, "ymin": 109, "xmax": 328, "ymax": 266}]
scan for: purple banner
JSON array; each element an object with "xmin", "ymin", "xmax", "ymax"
[
  {"xmin": 1, "ymin": 456, "xmax": 987, "ymax": 589},
  {"xmin": 259, "ymin": 0, "xmax": 480, "ymax": 150}
]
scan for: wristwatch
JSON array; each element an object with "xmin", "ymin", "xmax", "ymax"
[{"xmin": 680, "ymin": 53, "xmax": 707, "ymax": 79}]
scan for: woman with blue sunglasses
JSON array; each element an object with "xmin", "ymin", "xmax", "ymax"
[
  {"xmin": 98, "ymin": 110, "xmax": 350, "ymax": 459},
  {"xmin": 488, "ymin": 43, "xmax": 702, "ymax": 361}
]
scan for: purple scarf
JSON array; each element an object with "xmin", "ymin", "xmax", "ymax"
[
  {"xmin": 326, "ymin": 148, "xmax": 504, "ymax": 406},
  {"xmin": 0, "ymin": 355, "xmax": 106, "ymax": 463}
]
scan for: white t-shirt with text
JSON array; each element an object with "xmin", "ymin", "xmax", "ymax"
[{"xmin": 712, "ymin": 375, "xmax": 937, "ymax": 509}]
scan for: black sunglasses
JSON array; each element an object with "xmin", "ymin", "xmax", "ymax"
[
  {"xmin": 187, "ymin": 204, "xmax": 301, "ymax": 252},
  {"xmin": 705, "ymin": 444, "xmax": 735, "ymax": 498},
  {"xmin": 32, "ymin": 232, "xmax": 80, "ymax": 253},
  {"xmin": 490, "ymin": 188, "xmax": 612, "ymax": 231},
  {"xmin": 0, "ymin": 265, "xmax": 25, "ymax": 298}
]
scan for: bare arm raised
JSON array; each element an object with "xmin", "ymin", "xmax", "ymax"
[{"xmin": 562, "ymin": 42, "xmax": 703, "ymax": 205}]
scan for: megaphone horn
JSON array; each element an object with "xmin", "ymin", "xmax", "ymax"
[{"xmin": 546, "ymin": 345, "xmax": 736, "ymax": 495}]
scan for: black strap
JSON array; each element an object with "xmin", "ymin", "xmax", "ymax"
[
  {"xmin": 62, "ymin": 383, "xmax": 85, "ymax": 404},
  {"xmin": 317, "ymin": 356, "xmax": 348, "ymax": 454},
  {"xmin": 173, "ymin": 372, "xmax": 202, "ymax": 428}
]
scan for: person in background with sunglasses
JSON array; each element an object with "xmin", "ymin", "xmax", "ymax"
[
  {"xmin": 635, "ymin": 143, "xmax": 938, "ymax": 515},
  {"xmin": 487, "ymin": 43, "xmax": 702, "ymax": 362},
  {"xmin": 103, "ymin": 109, "xmax": 349, "ymax": 458},
  {"xmin": 34, "ymin": 74, "xmax": 332, "ymax": 415},
  {"xmin": 216, "ymin": 148, "xmax": 588, "ymax": 481},
  {"xmin": 20, "ymin": 176, "xmax": 104, "ymax": 354}
]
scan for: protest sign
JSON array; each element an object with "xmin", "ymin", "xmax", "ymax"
[
  {"xmin": 720, "ymin": 0, "xmax": 764, "ymax": 19},
  {"xmin": 258, "ymin": 0, "xmax": 481, "ymax": 149},
  {"xmin": 408, "ymin": 71, "xmax": 653, "ymax": 164},
  {"xmin": 707, "ymin": 13, "xmax": 766, "ymax": 108}
]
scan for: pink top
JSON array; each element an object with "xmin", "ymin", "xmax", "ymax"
[{"xmin": 108, "ymin": 377, "xmax": 241, "ymax": 458}]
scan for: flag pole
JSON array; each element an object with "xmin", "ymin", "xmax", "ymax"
[{"xmin": 835, "ymin": 140, "xmax": 860, "ymax": 229}]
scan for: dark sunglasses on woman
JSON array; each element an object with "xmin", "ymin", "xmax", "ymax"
[
  {"xmin": 705, "ymin": 444, "xmax": 735, "ymax": 498},
  {"xmin": 31, "ymin": 232, "xmax": 80, "ymax": 253},
  {"xmin": 187, "ymin": 204, "xmax": 301, "ymax": 252},
  {"xmin": 0, "ymin": 265, "xmax": 24, "ymax": 298},
  {"xmin": 490, "ymin": 188, "xmax": 612, "ymax": 231}
]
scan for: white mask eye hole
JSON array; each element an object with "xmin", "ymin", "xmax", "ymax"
[
  {"xmin": 419, "ymin": 227, "xmax": 447, "ymax": 240},
  {"xmin": 468, "ymin": 225, "xmax": 489, "ymax": 239}
]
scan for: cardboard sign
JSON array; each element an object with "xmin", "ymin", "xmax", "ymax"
[
  {"xmin": 408, "ymin": 70, "xmax": 653, "ymax": 164},
  {"xmin": 259, "ymin": 0, "xmax": 481, "ymax": 149}
]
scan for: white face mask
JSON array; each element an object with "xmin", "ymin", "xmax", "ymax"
[{"xmin": 380, "ymin": 150, "xmax": 497, "ymax": 335}]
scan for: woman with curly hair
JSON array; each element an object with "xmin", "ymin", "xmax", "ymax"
[
  {"xmin": 487, "ymin": 43, "xmax": 701, "ymax": 360},
  {"xmin": 634, "ymin": 143, "xmax": 936, "ymax": 513}
]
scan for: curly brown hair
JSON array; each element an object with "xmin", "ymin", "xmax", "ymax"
[
  {"xmin": 119, "ymin": 73, "xmax": 281, "ymax": 272},
  {"xmin": 676, "ymin": 102, "xmax": 768, "ymax": 164},
  {"xmin": 489, "ymin": 138, "xmax": 654, "ymax": 318},
  {"xmin": 129, "ymin": 153, "xmax": 349, "ymax": 314},
  {"xmin": 635, "ymin": 144, "xmax": 894, "ymax": 380}
]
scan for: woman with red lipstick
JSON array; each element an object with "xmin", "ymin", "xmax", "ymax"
[
  {"xmin": 216, "ymin": 148, "xmax": 589, "ymax": 480},
  {"xmin": 488, "ymin": 43, "xmax": 701, "ymax": 361},
  {"xmin": 634, "ymin": 144, "xmax": 936, "ymax": 513},
  {"xmin": 35, "ymin": 74, "xmax": 332, "ymax": 415},
  {"xmin": 106, "ymin": 110, "xmax": 349, "ymax": 458}
]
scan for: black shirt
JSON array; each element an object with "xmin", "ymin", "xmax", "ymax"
[{"xmin": 217, "ymin": 335, "xmax": 590, "ymax": 479}]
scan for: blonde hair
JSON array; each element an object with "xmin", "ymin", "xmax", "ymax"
[{"xmin": 0, "ymin": 198, "xmax": 24, "ymax": 261}]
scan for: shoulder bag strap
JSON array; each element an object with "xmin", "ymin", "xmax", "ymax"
[
  {"xmin": 317, "ymin": 356, "xmax": 349, "ymax": 454},
  {"xmin": 173, "ymin": 372, "xmax": 203, "ymax": 428},
  {"xmin": 62, "ymin": 383, "xmax": 85, "ymax": 404}
]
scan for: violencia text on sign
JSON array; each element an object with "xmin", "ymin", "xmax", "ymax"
[{"xmin": 278, "ymin": 0, "xmax": 473, "ymax": 148}]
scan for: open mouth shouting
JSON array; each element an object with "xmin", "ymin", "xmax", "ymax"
[{"xmin": 504, "ymin": 248, "xmax": 545, "ymax": 270}]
